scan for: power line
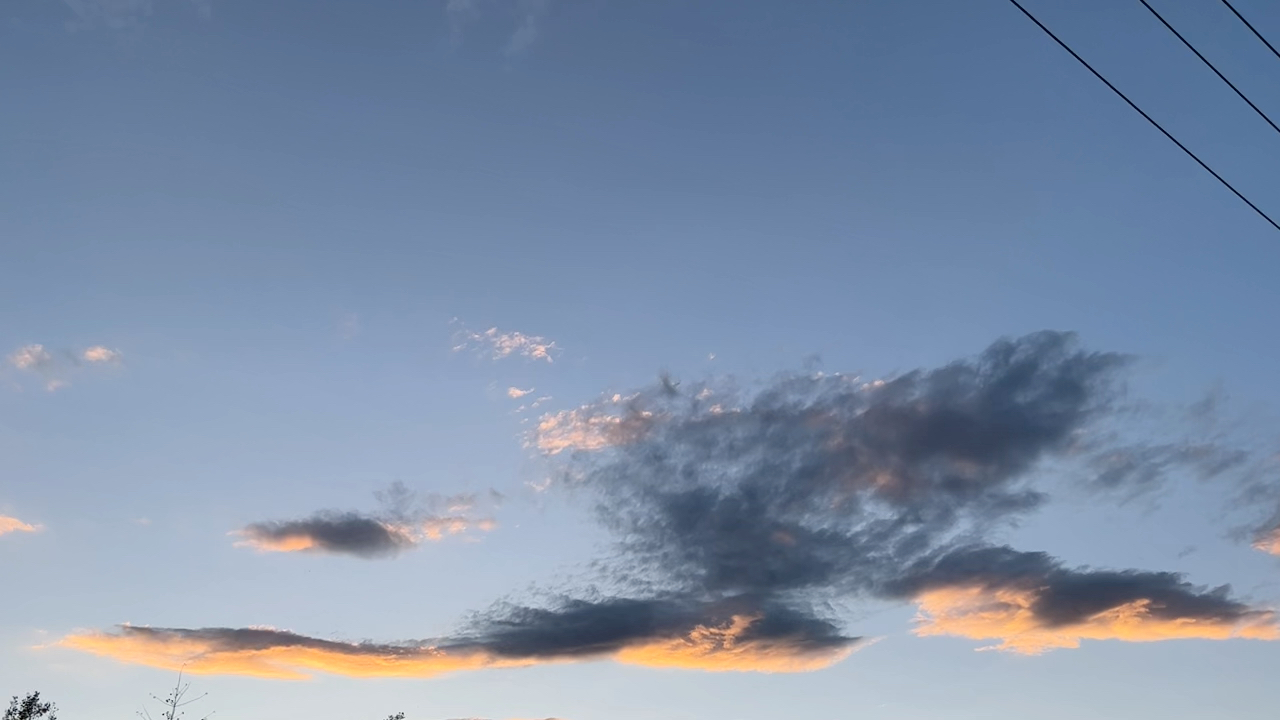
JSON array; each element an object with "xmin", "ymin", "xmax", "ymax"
[
  {"xmin": 1139, "ymin": 0, "xmax": 1280, "ymax": 138},
  {"xmin": 1220, "ymin": 0, "xmax": 1280, "ymax": 64},
  {"xmin": 1005, "ymin": 0, "xmax": 1280, "ymax": 233}
]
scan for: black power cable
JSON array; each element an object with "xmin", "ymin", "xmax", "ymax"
[
  {"xmin": 1139, "ymin": 0, "xmax": 1280, "ymax": 138},
  {"xmin": 1005, "ymin": 0, "xmax": 1280, "ymax": 232},
  {"xmin": 1220, "ymin": 0, "xmax": 1280, "ymax": 64}
]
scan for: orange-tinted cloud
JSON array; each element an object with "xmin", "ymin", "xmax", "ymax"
[
  {"xmin": 911, "ymin": 585, "xmax": 1280, "ymax": 654},
  {"xmin": 233, "ymin": 515, "xmax": 420, "ymax": 558},
  {"xmin": 452, "ymin": 323, "xmax": 559, "ymax": 363},
  {"xmin": 1254, "ymin": 527, "xmax": 1280, "ymax": 556},
  {"xmin": 7, "ymin": 342, "xmax": 123, "ymax": 391},
  {"xmin": 891, "ymin": 546, "xmax": 1280, "ymax": 654},
  {"xmin": 60, "ymin": 626, "xmax": 521, "ymax": 681},
  {"xmin": 8, "ymin": 344, "xmax": 52, "ymax": 371},
  {"xmin": 233, "ymin": 514, "xmax": 490, "ymax": 558},
  {"xmin": 0, "ymin": 515, "xmax": 41, "ymax": 536},
  {"xmin": 81, "ymin": 346, "xmax": 122, "ymax": 363},
  {"xmin": 61, "ymin": 611, "xmax": 857, "ymax": 680},
  {"xmin": 234, "ymin": 484, "xmax": 499, "ymax": 559},
  {"xmin": 531, "ymin": 397, "xmax": 655, "ymax": 455},
  {"xmin": 613, "ymin": 614, "xmax": 855, "ymax": 672}
]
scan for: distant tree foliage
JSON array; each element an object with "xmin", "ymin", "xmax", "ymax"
[
  {"xmin": 3, "ymin": 692, "xmax": 57, "ymax": 720},
  {"xmin": 2, "ymin": 688, "xmax": 404, "ymax": 720}
]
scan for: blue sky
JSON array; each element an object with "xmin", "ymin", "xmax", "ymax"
[{"xmin": 2, "ymin": 0, "xmax": 1280, "ymax": 718}]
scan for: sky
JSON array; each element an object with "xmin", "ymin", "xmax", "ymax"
[{"xmin": 2, "ymin": 0, "xmax": 1280, "ymax": 718}]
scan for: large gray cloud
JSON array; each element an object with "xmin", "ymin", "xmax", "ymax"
[
  {"xmin": 560, "ymin": 332, "xmax": 1126, "ymax": 591},
  {"xmin": 522, "ymin": 331, "xmax": 1274, "ymax": 654}
]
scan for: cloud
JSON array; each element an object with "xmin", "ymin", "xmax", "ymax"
[
  {"xmin": 531, "ymin": 400, "xmax": 652, "ymax": 454},
  {"xmin": 62, "ymin": 0, "xmax": 153, "ymax": 30},
  {"xmin": 886, "ymin": 546, "xmax": 1278, "ymax": 654},
  {"xmin": 8, "ymin": 345, "xmax": 53, "ymax": 371},
  {"xmin": 453, "ymin": 322, "xmax": 560, "ymax": 363},
  {"xmin": 446, "ymin": 0, "xmax": 479, "ymax": 44},
  {"xmin": 1255, "ymin": 525, "xmax": 1280, "ymax": 556},
  {"xmin": 60, "ymin": 625, "xmax": 517, "ymax": 681},
  {"xmin": 0, "ymin": 516, "xmax": 41, "ymax": 536},
  {"xmin": 508, "ymin": 387, "xmax": 535, "ymax": 399},
  {"xmin": 60, "ymin": 597, "xmax": 859, "ymax": 680},
  {"xmin": 234, "ymin": 514, "xmax": 420, "ymax": 558},
  {"xmin": 1235, "ymin": 452, "xmax": 1280, "ymax": 555},
  {"xmin": 68, "ymin": 332, "xmax": 1279, "ymax": 677},
  {"xmin": 81, "ymin": 346, "xmax": 122, "ymax": 364},
  {"xmin": 454, "ymin": 596, "xmax": 859, "ymax": 672},
  {"xmin": 232, "ymin": 483, "xmax": 497, "ymax": 559},
  {"xmin": 512, "ymin": 395, "xmax": 554, "ymax": 415},
  {"xmin": 507, "ymin": 0, "xmax": 548, "ymax": 55},
  {"xmin": 7, "ymin": 342, "xmax": 123, "ymax": 391},
  {"xmin": 445, "ymin": 0, "xmax": 550, "ymax": 54},
  {"xmin": 517, "ymin": 331, "xmax": 1272, "ymax": 654},
  {"xmin": 60, "ymin": 0, "xmax": 208, "ymax": 30},
  {"xmin": 337, "ymin": 312, "xmax": 361, "ymax": 340}
]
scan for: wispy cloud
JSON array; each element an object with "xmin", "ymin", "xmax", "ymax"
[
  {"xmin": 446, "ymin": 0, "xmax": 550, "ymax": 54},
  {"xmin": 506, "ymin": 0, "xmax": 548, "ymax": 55},
  {"xmin": 1255, "ymin": 525, "xmax": 1280, "ymax": 556},
  {"xmin": 60, "ymin": 0, "xmax": 209, "ymax": 30},
  {"xmin": 452, "ymin": 321, "xmax": 560, "ymax": 363},
  {"xmin": 446, "ymin": 0, "xmax": 479, "ymax": 44},
  {"xmin": 0, "ymin": 515, "xmax": 41, "ymax": 536},
  {"xmin": 1236, "ymin": 454, "xmax": 1280, "ymax": 556},
  {"xmin": 232, "ymin": 483, "xmax": 498, "ymax": 559},
  {"xmin": 62, "ymin": 0, "xmax": 153, "ymax": 30},
  {"xmin": 336, "ymin": 311, "xmax": 361, "ymax": 341},
  {"xmin": 508, "ymin": 387, "xmax": 535, "ymax": 399},
  {"xmin": 530, "ymin": 398, "xmax": 650, "ymax": 455}
]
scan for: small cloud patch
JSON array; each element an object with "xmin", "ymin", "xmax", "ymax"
[
  {"xmin": 452, "ymin": 321, "xmax": 560, "ymax": 363},
  {"xmin": 0, "ymin": 515, "xmax": 42, "ymax": 536}
]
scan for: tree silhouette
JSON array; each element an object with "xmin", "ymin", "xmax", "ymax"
[
  {"xmin": 139, "ymin": 671, "xmax": 211, "ymax": 720},
  {"xmin": 3, "ymin": 692, "xmax": 57, "ymax": 720}
]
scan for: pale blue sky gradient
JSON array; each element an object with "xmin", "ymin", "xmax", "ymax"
[{"xmin": 2, "ymin": 1, "xmax": 1280, "ymax": 718}]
